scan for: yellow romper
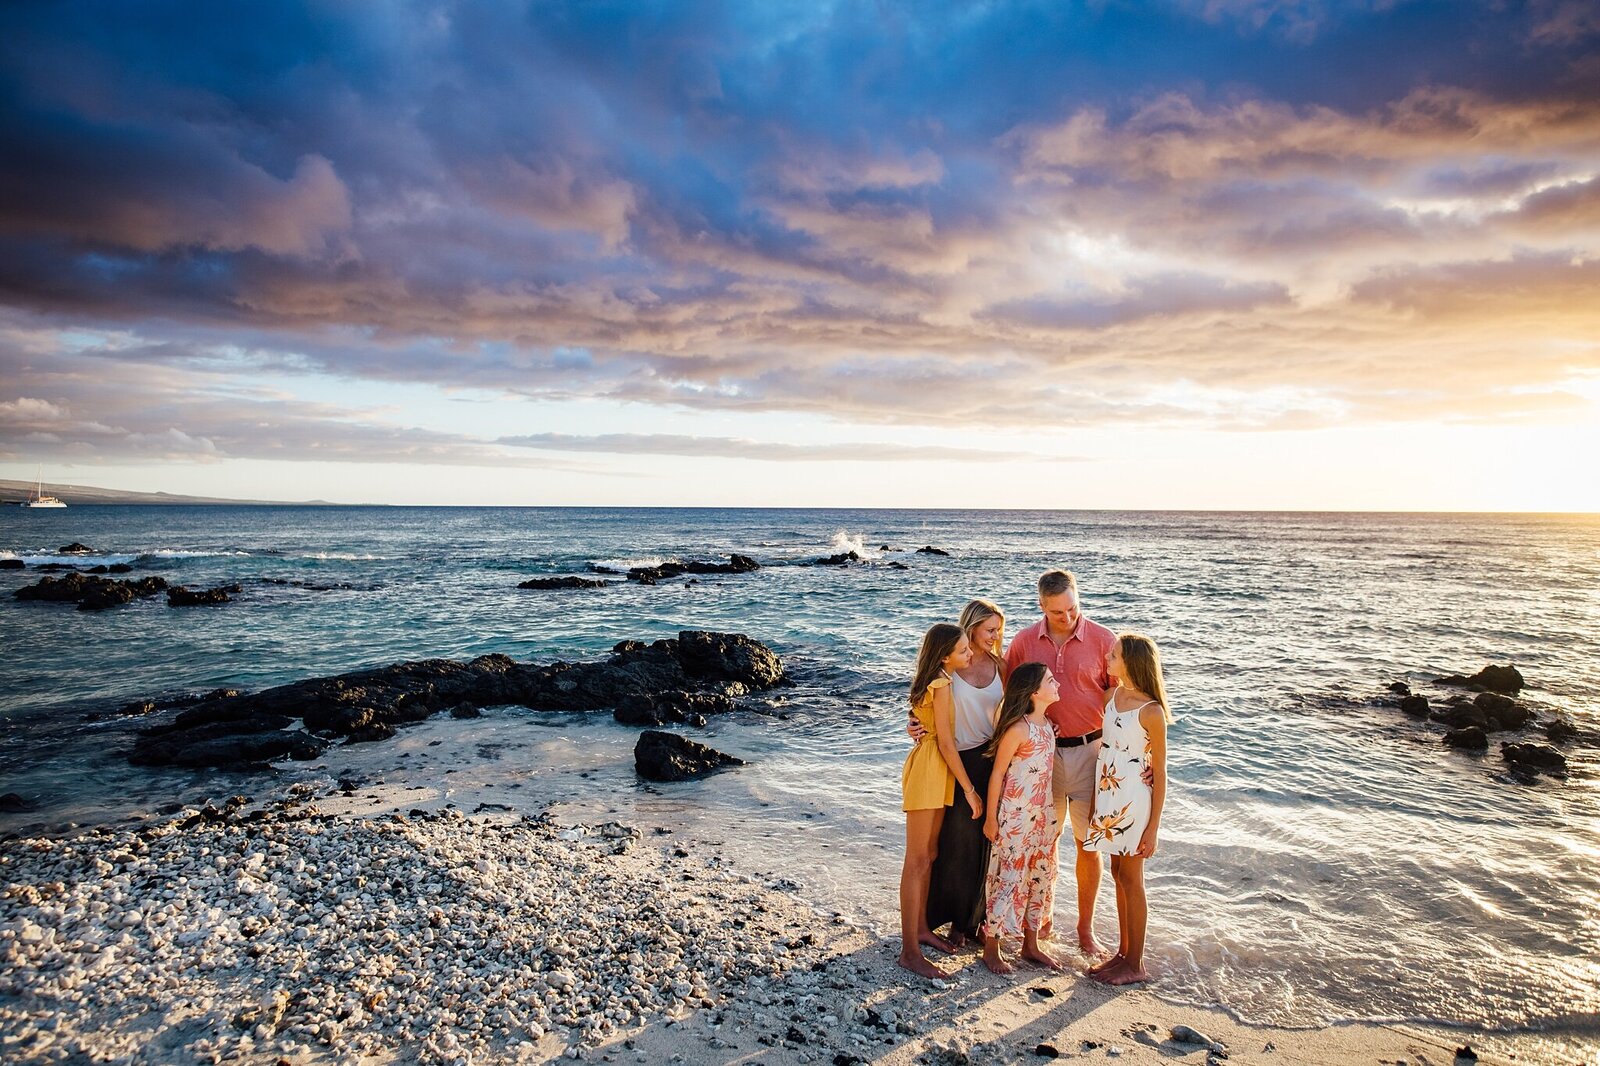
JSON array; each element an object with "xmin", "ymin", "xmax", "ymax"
[{"xmin": 902, "ymin": 676, "xmax": 956, "ymax": 811}]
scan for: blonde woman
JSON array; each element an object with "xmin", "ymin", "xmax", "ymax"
[{"xmin": 925, "ymin": 598, "xmax": 1006, "ymax": 947}]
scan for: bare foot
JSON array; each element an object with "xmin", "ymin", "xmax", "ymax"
[
  {"xmin": 1077, "ymin": 928, "xmax": 1104, "ymax": 956},
  {"xmin": 1091, "ymin": 960, "xmax": 1150, "ymax": 985},
  {"xmin": 918, "ymin": 930, "xmax": 957, "ymax": 955},
  {"xmin": 1021, "ymin": 947, "xmax": 1068, "ymax": 972},
  {"xmin": 897, "ymin": 951, "xmax": 949, "ymax": 980},
  {"xmin": 982, "ymin": 948, "xmax": 1014, "ymax": 975},
  {"xmin": 1087, "ymin": 951, "xmax": 1124, "ymax": 976},
  {"xmin": 947, "ymin": 930, "xmax": 967, "ymax": 950},
  {"xmin": 1101, "ymin": 962, "xmax": 1150, "ymax": 985},
  {"xmin": 1038, "ymin": 919, "xmax": 1052, "ymax": 940}
]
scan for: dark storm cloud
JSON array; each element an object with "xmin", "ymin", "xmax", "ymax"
[{"xmin": 1, "ymin": 0, "xmax": 1599, "ymax": 458}]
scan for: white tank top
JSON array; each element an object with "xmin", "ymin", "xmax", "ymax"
[{"xmin": 950, "ymin": 669, "xmax": 1002, "ymax": 750}]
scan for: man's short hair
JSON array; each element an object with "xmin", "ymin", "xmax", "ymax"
[{"xmin": 1038, "ymin": 570, "xmax": 1078, "ymax": 598}]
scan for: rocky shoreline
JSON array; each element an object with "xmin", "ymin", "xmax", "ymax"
[
  {"xmin": 0, "ymin": 786, "xmax": 1547, "ymax": 1066},
  {"xmin": 121, "ymin": 631, "xmax": 786, "ymax": 774}
]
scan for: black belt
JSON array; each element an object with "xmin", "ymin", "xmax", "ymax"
[{"xmin": 1056, "ymin": 729, "xmax": 1102, "ymax": 748}]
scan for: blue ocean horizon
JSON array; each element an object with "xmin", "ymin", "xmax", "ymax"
[{"xmin": 2, "ymin": 505, "xmax": 1597, "ymax": 1052}]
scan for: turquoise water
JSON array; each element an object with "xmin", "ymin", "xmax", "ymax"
[{"xmin": 2, "ymin": 506, "xmax": 1597, "ymax": 1048}]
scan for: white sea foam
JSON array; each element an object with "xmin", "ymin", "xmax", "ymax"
[
  {"xmin": 589, "ymin": 556, "xmax": 665, "ymax": 571},
  {"xmin": 827, "ymin": 530, "xmax": 880, "ymax": 559},
  {"xmin": 299, "ymin": 552, "xmax": 390, "ymax": 561}
]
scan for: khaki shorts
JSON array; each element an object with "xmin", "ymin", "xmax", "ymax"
[{"xmin": 1051, "ymin": 740, "xmax": 1102, "ymax": 843}]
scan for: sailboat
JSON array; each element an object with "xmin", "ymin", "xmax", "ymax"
[{"xmin": 25, "ymin": 468, "xmax": 66, "ymax": 508}]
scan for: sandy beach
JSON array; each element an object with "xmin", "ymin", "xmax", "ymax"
[{"xmin": 2, "ymin": 774, "xmax": 1573, "ymax": 1066}]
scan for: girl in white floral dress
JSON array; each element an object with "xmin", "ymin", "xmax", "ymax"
[
  {"xmin": 980, "ymin": 662, "xmax": 1068, "ymax": 975},
  {"xmin": 1084, "ymin": 633, "xmax": 1172, "ymax": 986}
]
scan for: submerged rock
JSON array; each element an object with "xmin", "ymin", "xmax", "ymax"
[
  {"xmin": 0, "ymin": 792, "xmax": 36, "ymax": 813},
  {"xmin": 1438, "ymin": 664, "xmax": 1524, "ymax": 695},
  {"xmin": 167, "ymin": 583, "xmax": 242, "ymax": 606},
  {"xmin": 1501, "ymin": 742, "xmax": 1567, "ymax": 775},
  {"xmin": 1399, "ymin": 695, "xmax": 1430, "ymax": 718},
  {"xmin": 807, "ymin": 550, "xmax": 861, "ymax": 566},
  {"xmin": 626, "ymin": 555, "xmax": 761, "ymax": 584},
  {"xmin": 518, "ymin": 576, "xmax": 611, "ymax": 590},
  {"xmin": 14, "ymin": 572, "xmax": 168, "ymax": 611},
  {"xmin": 1473, "ymin": 691, "xmax": 1532, "ymax": 731},
  {"xmin": 57, "ymin": 542, "xmax": 94, "ymax": 554},
  {"xmin": 634, "ymin": 729, "xmax": 744, "ymax": 781},
  {"xmin": 916, "ymin": 545, "xmax": 951, "ymax": 556},
  {"xmin": 1443, "ymin": 726, "xmax": 1488, "ymax": 750},
  {"xmin": 1431, "ymin": 703, "xmax": 1488, "ymax": 730},
  {"xmin": 0, "ymin": 558, "xmax": 23, "ymax": 570},
  {"xmin": 1545, "ymin": 717, "xmax": 1578, "ymax": 744}
]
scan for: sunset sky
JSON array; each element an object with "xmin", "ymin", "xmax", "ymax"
[{"xmin": 2, "ymin": 1, "xmax": 1598, "ymax": 509}]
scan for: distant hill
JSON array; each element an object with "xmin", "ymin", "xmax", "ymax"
[{"xmin": 0, "ymin": 480, "xmax": 339, "ymax": 506}]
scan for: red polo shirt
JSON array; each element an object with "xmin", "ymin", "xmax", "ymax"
[{"xmin": 1004, "ymin": 616, "xmax": 1116, "ymax": 738}]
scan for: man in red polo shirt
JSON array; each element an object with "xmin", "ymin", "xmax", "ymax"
[{"xmin": 1004, "ymin": 569, "xmax": 1117, "ymax": 956}]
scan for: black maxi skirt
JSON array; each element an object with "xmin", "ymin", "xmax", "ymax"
[{"xmin": 925, "ymin": 746, "xmax": 994, "ymax": 940}]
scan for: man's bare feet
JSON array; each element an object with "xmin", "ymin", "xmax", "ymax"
[
  {"xmin": 1091, "ymin": 960, "xmax": 1150, "ymax": 985},
  {"xmin": 918, "ymin": 930, "xmax": 957, "ymax": 955},
  {"xmin": 1077, "ymin": 928, "xmax": 1104, "ymax": 956},
  {"xmin": 947, "ymin": 930, "xmax": 968, "ymax": 950},
  {"xmin": 1087, "ymin": 951, "xmax": 1124, "ymax": 976},
  {"xmin": 1020, "ymin": 946, "xmax": 1068, "ymax": 972},
  {"xmin": 897, "ymin": 951, "xmax": 950, "ymax": 980}
]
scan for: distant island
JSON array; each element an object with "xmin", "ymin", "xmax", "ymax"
[{"xmin": 0, "ymin": 479, "xmax": 339, "ymax": 506}]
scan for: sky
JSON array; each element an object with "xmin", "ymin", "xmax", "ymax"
[{"xmin": 1, "ymin": 1, "xmax": 1598, "ymax": 510}]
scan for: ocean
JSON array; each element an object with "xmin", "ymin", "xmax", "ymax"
[{"xmin": 2, "ymin": 506, "xmax": 1597, "ymax": 1054}]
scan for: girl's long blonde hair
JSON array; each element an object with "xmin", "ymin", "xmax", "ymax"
[
  {"xmin": 957, "ymin": 598, "xmax": 1005, "ymax": 670},
  {"xmin": 985, "ymin": 662, "xmax": 1049, "ymax": 759},
  {"xmin": 1118, "ymin": 633, "xmax": 1173, "ymax": 723},
  {"xmin": 909, "ymin": 623, "xmax": 964, "ymax": 708}
]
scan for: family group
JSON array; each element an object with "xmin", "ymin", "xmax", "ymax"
[{"xmin": 898, "ymin": 569, "xmax": 1172, "ymax": 984}]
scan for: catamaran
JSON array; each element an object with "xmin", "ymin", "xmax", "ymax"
[{"xmin": 25, "ymin": 469, "xmax": 66, "ymax": 508}]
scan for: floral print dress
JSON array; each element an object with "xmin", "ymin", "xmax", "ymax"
[
  {"xmin": 1083, "ymin": 689, "xmax": 1154, "ymax": 855},
  {"xmin": 983, "ymin": 717, "xmax": 1058, "ymax": 940}
]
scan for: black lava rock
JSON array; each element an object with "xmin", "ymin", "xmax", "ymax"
[
  {"xmin": 517, "ymin": 576, "xmax": 611, "ymax": 590},
  {"xmin": 807, "ymin": 551, "xmax": 860, "ymax": 566},
  {"xmin": 167, "ymin": 584, "xmax": 241, "ymax": 606},
  {"xmin": 121, "ymin": 630, "xmax": 784, "ymax": 771},
  {"xmin": 0, "ymin": 559, "xmax": 24, "ymax": 570},
  {"xmin": 624, "ymin": 555, "xmax": 761, "ymax": 583},
  {"xmin": 1443, "ymin": 726, "xmax": 1488, "ymax": 750},
  {"xmin": 1432, "ymin": 703, "xmax": 1488, "ymax": 730},
  {"xmin": 1399, "ymin": 695, "xmax": 1430, "ymax": 718},
  {"xmin": 634, "ymin": 730, "xmax": 744, "ymax": 781},
  {"xmin": 1501, "ymin": 742, "xmax": 1567, "ymax": 775},
  {"xmin": 15, "ymin": 572, "xmax": 168, "ymax": 611},
  {"xmin": 1438, "ymin": 664, "xmax": 1524, "ymax": 695},
  {"xmin": 58, "ymin": 542, "xmax": 94, "ymax": 554},
  {"xmin": 1387, "ymin": 681, "xmax": 1411, "ymax": 695},
  {"xmin": 1545, "ymin": 717, "xmax": 1578, "ymax": 744},
  {"xmin": 1473, "ymin": 691, "xmax": 1532, "ymax": 731},
  {"xmin": 916, "ymin": 545, "xmax": 951, "ymax": 556},
  {"xmin": 448, "ymin": 703, "xmax": 482, "ymax": 719}
]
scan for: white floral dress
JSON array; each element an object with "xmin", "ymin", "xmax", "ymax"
[
  {"xmin": 982, "ymin": 718, "xmax": 1058, "ymax": 939},
  {"xmin": 1083, "ymin": 689, "xmax": 1154, "ymax": 855}
]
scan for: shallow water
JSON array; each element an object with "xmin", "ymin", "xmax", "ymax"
[{"xmin": 2, "ymin": 506, "xmax": 1597, "ymax": 1051}]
